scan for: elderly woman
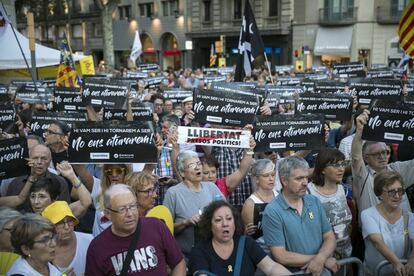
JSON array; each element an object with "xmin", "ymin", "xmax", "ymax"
[
  {"xmin": 361, "ymin": 171, "xmax": 414, "ymax": 276},
  {"xmin": 7, "ymin": 213, "xmax": 64, "ymax": 276},
  {"xmin": 308, "ymin": 148, "xmax": 353, "ymax": 259},
  {"xmin": 125, "ymin": 171, "xmax": 158, "ymax": 216},
  {"xmin": 242, "ymin": 159, "xmax": 278, "ymax": 254},
  {"xmin": 0, "ymin": 208, "xmax": 22, "ymax": 274},
  {"xmin": 163, "ymin": 150, "xmax": 223, "ymax": 260},
  {"xmin": 189, "ymin": 200, "xmax": 291, "ymax": 276},
  {"xmin": 42, "ymin": 201, "xmax": 93, "ymax": 276}
]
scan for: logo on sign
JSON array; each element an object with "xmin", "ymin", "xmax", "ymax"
[
  {"xmin": 384, "ymin": 132, "xmax": 404, "ymax": 141},
  {"xmin": 90, "ymin": 153, "xmax": 110, "ymax": 159},
  {"xmin": 207, "ymin": 116, "xmax": 222, "ymax": 123},
  {"xmin": 270, "ymin": 142, "xmax": 286, "ymax": 149}
]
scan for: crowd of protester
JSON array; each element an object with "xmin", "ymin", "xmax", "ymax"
[{"xmin": 0, "ymin": 63, "xmax": 414, "ymax": 276}]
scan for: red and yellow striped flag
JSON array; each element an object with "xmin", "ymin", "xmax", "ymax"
[
  {"xmin": 210, "ymin": 43, "xmax": 217, "ymax": 67},
  {"xmin": 398, "ymin": 0, "xmax": 414, "ymax": 57}
]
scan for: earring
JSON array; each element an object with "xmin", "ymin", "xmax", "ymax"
[{"xmin": 28, "ymin": 253, "xmax": 31, "ymax": 258}]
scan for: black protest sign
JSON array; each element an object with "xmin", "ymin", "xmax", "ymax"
[
  {"xmin": 162, "ymin": 89, "xmax": 193, "ymax": 104},
  {"xmin": 193, "ymin": 88, "xmax": 261, "ymax": 127},
  {"xmin": 127, "ymin": 71, "xmax": 148, "ymax": 78},
  {"xmin": 103, "ymin": 102, "xmax": 153, "ymax": 121},
  {"xmin": 42, "ymin": 79, "xmax": 57, "ymax": 89},
  {"xmin": 405, "ymin": 81, "xmax": 414, "ymax": 105},
  {"xmin": 349, "ymin": 78, "xmax": 402, "ymax": 105},
  {"xmin": 82, "ymin": 79, "xmax": 129, "ymax": 109},
  {"xmin": 277, "ymin": 77, "xmax": 302, "ymax": 86},
  {"xmin": 252, "ymin": 203, "xmax": 267, "ymax": 240},
  {"xmin": 253, "ymin": 114, "xmax": 325, "ymax": 152},
  {"xmin": 68, "ymin": 121, "xmax": 157, "ymax": 164},
  {"xmin": 366, "ymin": 70, "xmax": 394, "ymax": 79},
  {"xmin": 307, "ymin": 74, "xmax": 329, "ymax": 81},
  {"xmin": 54, "ymin": 87, "xmax": 84, "ymax": 112},
  {"xmin": 218, "ymin": 67, "xmax": 234, "ymax": 75},
  {"xmin": 0, "ymin": 103, "xmax": 16, "ymax": 133},
  {"xmin": 275, "ymin": 65, "xmax": 293, "ymax": 74},
  {"xmin": 301, "ymin": 79, "xmax": 316, "ymax": 92},
  {"xmin": 136, "ymin": 63, "xmax": 160, "ymax": 72},
  {"xmin": 16, "ymin": 85, "xmax": 53, "ymax": 104},
  {"xmin": 296, "ymin": 92, "xmax": 353, "ymax": 121},
  {"xmin": 203, "ymin": 76, "xmax": 227, "ymax": 85},
  {"xmin": 0, "ymin": 85, "xmax": 9, "ymax": 103},
  {"xmin": 30, "ymin": 111, "xmax": 87, "ymax": 136},
  {"xmin": 314, "ymin": 80, "xmax": 347, "ymax": 94},
  {"xmin": 0, "ymin": 137, "xmax": 29, "ymax": 179},
  {"xmin": 332, "ymin": 62, "xmax": 366, "ymax": 78},
  {"xmin": 211, "ymin": 82, "xmax": 262, "ymax": 97},
  {"xmin": 144, "ymin": 76, "xmax": 166, "ymax": 89},
  {"xmin": 362, "ymin": 100, "xmax": 414, "ymax": 145},
  {"xmin": 260, "ymin": 86, "xmax": 301, "ymax": 113}
]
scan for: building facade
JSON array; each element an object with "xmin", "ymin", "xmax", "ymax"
[
  {"xmin": 293, "ymin": 0, "xmax": 410, "ymax": 68},
  {"xmin": 187, "ymin": 0, "xmax": 294, "ymax": 69}
]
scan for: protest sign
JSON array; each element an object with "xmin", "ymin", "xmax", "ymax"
[
  {"xmin": 16, "ymin": 85, "xmax": 53, "ymax": 104},
  {"xmin": 0, "ymin": 137, "xmax": 28, "ymax": 179},
  {"xmin": 68, "ymin": 121, "xmax": 157, "ymax": 163},
  {"xmin": 30, "ymin": 111, "xmax": 87, "ymax": 137},
  {"xmin": 277, "ymin": 77, "xmax": 302, "ymax": 86},
  {"xmin": 136, "ymin": 63, "xmax": 160, "ymax": 72},
  {"xmin": 82, "ymin": 79, "xmax": 129, "ymax": 109},
  {"xmin": 332, "ymin": 62, "xmax": 366, "ymax": 78},
  {"xmin": 349, "ymin": 78, "xmax": 402, "ymax": 105},
  {"xmin": 0, "ymin": 85, "xmax": 9, "ymax": 103},
  {"xmin": 301, "ymin": 79, "xmax": 316, "ymax": 92},
  {"xmin": 306, "ymin": 74, "xmax": 329, "ymax": 80},
  {"xmin": 218, "ymin": 67, "xmax": 234, "ymax": 75},
  {"xmin": 193, "ymin": 88, "xmax": 261, "ymax": 126},
  {"xmin": 260, "ymin": 86, "xmax": 301, "ymax": 113},
  {"xmin": 252, "ymin": 203, "xmax": 267, "ymax": 240},
  {"xmin": 54, "ymin": 87, "xmax": 84, "ymax": 112},
  {"xmin": 127, "ymin": 71, "xmax": 148, "ymax": 78},
  {"xmin": 177, "ymin": 126, "xmax": 250, "ymax": 148},
  {"xmin": 362, "ymin": 100, "xmax": 414, "ymax": 145},
  {"xmin": 203, "ymin": 76, "xmax": 227, "ymax": 86},
  {"xmin": 103, "ymin": 102, "xmax": 153, "ymax": 121},
  {"xmin": 366, "ymin": 70, "xmax": 394, "ymax": 79},
  {"xmin": 0, "ymin": 103, "xmax": 16, "ymax": 133},
  {"xmin": 144, "ymin": 76, "xmax": 166, "ymax": 89},
  {"xmin": 253, "ymin": 114, "xmax": 325, "ymax": 151},
  {"xmin": 162, "ymin": 88, "xmax": 193, "ymax": 104},
  {"xmin": 295, "ymin": 92, "xmax": 353, "ymax": 121},
  {"xmin": 314, "ymin": 80, "xmax": 347, "ymax": 94},
  {"xmin": 275, "ymin": 65, "xmax": 293, "ymax": 74}
]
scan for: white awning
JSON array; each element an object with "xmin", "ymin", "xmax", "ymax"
[{"xmin": 314, "ymin": 27, "xmax": 353, "ymax": 56}]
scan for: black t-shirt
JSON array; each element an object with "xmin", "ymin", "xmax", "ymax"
[{"xmin": 189, "ymin": 235, "xmax": 266, "ymax": 276}]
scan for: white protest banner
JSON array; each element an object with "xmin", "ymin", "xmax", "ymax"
[{"xmin": 177, "ymin": 126, "xmax": 250, "ymax": 148}]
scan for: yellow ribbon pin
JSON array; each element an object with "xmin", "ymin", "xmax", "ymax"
[
  {"xmin": 228, "ymin": 265, "xmax": 233, "ymax": 272},
  {"xmin": 309, "ymin": 212, "xmax": 314, "ymax": 220}
]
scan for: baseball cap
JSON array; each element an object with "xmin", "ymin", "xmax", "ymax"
[
  {"xmin": 182, "ymin": 96, "xmax": 193, "ymax": 104},
  {"xmin": 41, "ymin": 201, "xmax": 79, "ymax": 225}
]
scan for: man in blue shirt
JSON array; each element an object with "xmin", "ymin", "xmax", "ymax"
[{"xmin": 262, "ymin": 156, "xmax": 339, "ymax": 275}]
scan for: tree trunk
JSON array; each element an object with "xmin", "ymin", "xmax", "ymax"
[{"xmin": 100, "ymin": 1, "xmax": 118, "ymax": 69}]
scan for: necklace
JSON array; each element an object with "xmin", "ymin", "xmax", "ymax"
[{"xmin": 254, "ymin": 190, "xmax": 273, "ymax": 203}]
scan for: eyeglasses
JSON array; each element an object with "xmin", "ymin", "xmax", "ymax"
[
  {"xmin": 33, "ymin": 233, "xmax": 56, "ymax": 246},
  {"xmin": 44, "ymin": 129, "xmax": 64, "ymax": 136},
  {"xmin": 137, "ymin": 186, "xmax": 158, "ymax": 197},
  {"xmin": 56, "ymin": 218, "xmax": 75, "ymax": 228},
  {"xmin": 384, "ymin": 188, "xmax": 405, "ymax": 198},
  {"xmin": 107, "ymin": 203, "xmax": 138, "ymax": 215},
  {"xmin": 105, "ymin": 167, "xmax": 126, "ymax": 176},
  {"xmin": 326, "ymin": 160, "xmax": 351, "ymax": 168},
  {"xmin": 187, "ymin": 161, "xmax": 202, "ymax": 170},
  {"xmin": 366, "ymin": 150, "xmax": 391, "ymax": 159}
]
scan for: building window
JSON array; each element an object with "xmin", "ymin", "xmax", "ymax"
[
  {"xmin": 203, "ymin": 0, "xmax": 211, "ymax": 21},
  {"xmin": 58, "ymin": 26, "xmax": 66, "ymax": 38},
  {"xmin": 72, "ymin": 24, "xmax": 82, "ymax": 38},
  {"xmin": 391, "ymin": 0, "xmax": 410, "ymax": 15},
  {"xmin": 269, "ymin": 0, "xmax": 279, "ymax": 17},
  {"xmin": 325, "ymin": 0, "xmax": 353, "ymax": 13},
  {"xmin": 92, "ymin": 23, "xmax": 102, "ymax": 37},
  {"xmin": 118, "ymin": 5, "xmax": 131, "ymax": 20},
  {"xmin": 162, "ymin": 1, "xmax": 169, "ymax": 16},
  {"xmin": 234, "ymin": 0, "xmax": 242, "ymax": 19},
  {"xmin": 139, "ymin": 3, "xmax": 154, "ymax": 17}
]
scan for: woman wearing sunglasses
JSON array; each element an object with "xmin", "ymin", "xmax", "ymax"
[
  {"xmin": 361, "ymin": 171, "xmax": 414, "ymax": 276},
  {"xmin": 308, "ymin": 148, "xmax": 353, "ymax": 260},
  {"xmin": 7, "ymin": 213, "xmax": 66, "ymax": 276}
]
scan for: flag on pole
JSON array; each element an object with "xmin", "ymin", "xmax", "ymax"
[
  {"xmin": 56, "ymin": 32, "xmax": 81, "ymax": 88},
  {"xmin": 234, "ymin": 0, "xmax": 265, "ymax": 81},
  {"xmin": 0, "ymin": 2, "xmax": 11, "ymax": 36},
  {"xmin": 398, "ymin": 0, "xmax": 414, "ymax": 57},
  {"xmin": 210, "ymin": 43, "xmax": 217, "ymax": 67},
  {"xmin": 130, "ymin": 30, "xmax": 143, "ymax": 64}
]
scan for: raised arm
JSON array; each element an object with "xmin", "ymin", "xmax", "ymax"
[{"xmin": 72, "ymin": 164, "xmax": 94, "ymax": 192}]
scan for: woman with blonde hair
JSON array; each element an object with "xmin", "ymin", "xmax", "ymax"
[{"xmin": 125, "ymin": 171, "xmax": 158, "ymax": 216}]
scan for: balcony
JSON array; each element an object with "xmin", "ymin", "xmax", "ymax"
[
  {"xmin": 376, "ymin": 6, "xmax": 403, "ymax": 24},
  {"xmin": 319, "ymin": 7, "xmax": 357, "ymax": 26}
]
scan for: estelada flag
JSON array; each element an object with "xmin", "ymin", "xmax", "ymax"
[
  {"xmin": 398, "ymin": 0, "xmax": 414, "ymax": 57},
  {"xmin": 56, "ymin": 32, "xmax": 81, "ymax": 87},
  {"xmin": 209, "ymin": 43, "xmax": 217, "ymax": 67}
]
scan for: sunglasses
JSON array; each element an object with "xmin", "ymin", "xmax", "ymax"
[{"xmin": 105, "ymin": 167, "xmax": 126, "ymax": 176}]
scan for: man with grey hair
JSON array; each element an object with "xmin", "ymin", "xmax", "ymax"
[
  {"xmin": 86, "ymin": 184, "xmax": 186, "ymax": 276},
  {"xmin": 351, "ymin": 109, "xmax": 414, "ymax": 215},
  {"xmin": 262, "ymin": 156, "xmax": 338, "ymax": 275}
]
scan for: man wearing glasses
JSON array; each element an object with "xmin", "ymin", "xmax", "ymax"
[
  {"xmin": 351, "ymin": 109, "xmax": 414, "ymax": 215},
  {"xmin": 43, "ymin": 120, "xmax": 71, "ymax": 169},
  {"xmin": 86, "ymin": 184, "xmax": 186, "ymax": 276}
]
